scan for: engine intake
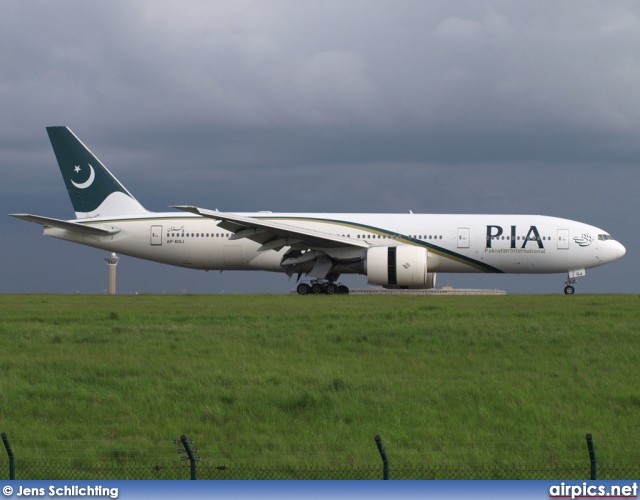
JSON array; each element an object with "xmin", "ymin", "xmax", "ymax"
[{"xmin": 367, "ymin": 246, "xmax": 434, "ymax": 288}]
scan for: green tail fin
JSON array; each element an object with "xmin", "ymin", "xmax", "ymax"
[{"xmin": 46, "ymin": 126, "xmax": 147, "ymax": 219}]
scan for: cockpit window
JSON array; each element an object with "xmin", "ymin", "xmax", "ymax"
[{"xmin": 598, "ymin": 234, "xmax": 611, "ymax": 241}]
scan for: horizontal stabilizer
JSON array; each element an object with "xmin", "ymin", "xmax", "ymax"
[{"xmin": 10, "ymin": 214, "xmax": 121, "ymax": 236}]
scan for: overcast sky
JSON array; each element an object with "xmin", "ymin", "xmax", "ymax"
[{"xmin": 1, "ymin": 0, "xmax": 637, "ymax": 294}]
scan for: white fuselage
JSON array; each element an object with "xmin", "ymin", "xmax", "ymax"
[{"xmin": 43, "ymin": 212, "xmax": 626, "ymax": 277}]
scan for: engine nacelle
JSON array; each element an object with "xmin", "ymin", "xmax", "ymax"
[{"xmin": 367, "ymin": 246, "xmax": 433, "ymax": 288}]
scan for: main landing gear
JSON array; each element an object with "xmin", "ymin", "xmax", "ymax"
[{"xmin": 297, "ymin": 281, "xmax": 350, "ymax": 295}]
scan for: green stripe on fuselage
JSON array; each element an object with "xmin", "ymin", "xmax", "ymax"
[{"xmin": 259, "ymin": 216, "xmax": 504, "ymax": 273}]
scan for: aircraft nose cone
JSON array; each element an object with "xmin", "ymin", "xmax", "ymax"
[{"xmin": 600, "ymin": 241, "xmax": 625, "ymax": 265}]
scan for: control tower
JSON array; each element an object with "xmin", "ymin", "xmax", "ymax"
[{"xmin": 104, "ymin": 253, "xmax": 119, "ymax": 295}]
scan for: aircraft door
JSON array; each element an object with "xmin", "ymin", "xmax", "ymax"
[
  {"xmin": 457, "ymin": 228, "xmax": 470, "ymax": 248},
  {"xmin": 557, "ymin": 229, "xmax": 569, "ymax": 249},
  {"xmin": 150, "ymin": 225, "xmax": 163, "ymax": 246}
]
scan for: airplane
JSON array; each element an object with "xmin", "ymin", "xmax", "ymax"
[{"xmin": 10, "ymin": 126, "xmax": 626, "ymax": 295}]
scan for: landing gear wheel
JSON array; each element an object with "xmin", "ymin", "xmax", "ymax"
[
  {"xmin": 311, "ymin": 283, "xmax": 325, "ymax": 294},
  {"xmin": 564, "ymin": 285, "xmax": 575, "ymax": 295},
  {"xmin": 325, "ymin": 284, "xmax": 337, "ymax": 295},
  {"xmin": 338, "ymin": 285, "xmax": 349, "ymax": 295},
  {"xmin": 297, "ymin": 283, "xmax": 311, "ymax": 295}
]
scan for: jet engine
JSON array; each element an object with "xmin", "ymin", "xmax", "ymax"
[{"xmin": 366, "ymin": 246, "xmax": 436, "ymax": 289}]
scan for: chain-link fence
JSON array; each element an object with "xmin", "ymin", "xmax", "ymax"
[
  {"xmin": 4, "ymin": 462, "xmax": 640, "ymax": 480},
  {"xmin": 2, "ymin": 433, "xmax": 639, "ymax": 480}
]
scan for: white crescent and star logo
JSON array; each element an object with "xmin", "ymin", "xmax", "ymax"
[{"xmin": 71, "ymin": 164, "xmax": 96, "ymax": 189}]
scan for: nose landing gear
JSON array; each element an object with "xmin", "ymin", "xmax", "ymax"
[{"xmin": 563, "ymin": 269, "xmax": 585, "ymax": 295}]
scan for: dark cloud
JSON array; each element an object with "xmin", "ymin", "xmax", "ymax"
[{"xmin": 1, "ymin": 1, "xmax": 637, "ymax": 293}]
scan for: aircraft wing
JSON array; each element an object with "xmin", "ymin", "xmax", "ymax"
[
  {"xmin": 9, "ymin": 214, "xmax": 121, "ymax": 236},
  {"xmin": 172, "ymin": 205, "xmax": 369, "ymax": 252}
]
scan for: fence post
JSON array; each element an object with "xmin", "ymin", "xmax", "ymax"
[
  {"xmin": 175, "ymin": 435, "xmax": 198, "ymax": 480},
  {"xmin": 374, "ymin": 435, "xmax": 389, "ymax": 480},
  {"xmin": 585, "ymin": 433, "xmax": 597, "ymax": 480},
  {"xmin": 1, "ymin": 432, "xmax": 15, "ymax": 480}
]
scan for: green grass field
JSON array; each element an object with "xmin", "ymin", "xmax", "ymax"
[{"xmin": 1, "ymin": 294, "xmax": 638, "ymax": 468}]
